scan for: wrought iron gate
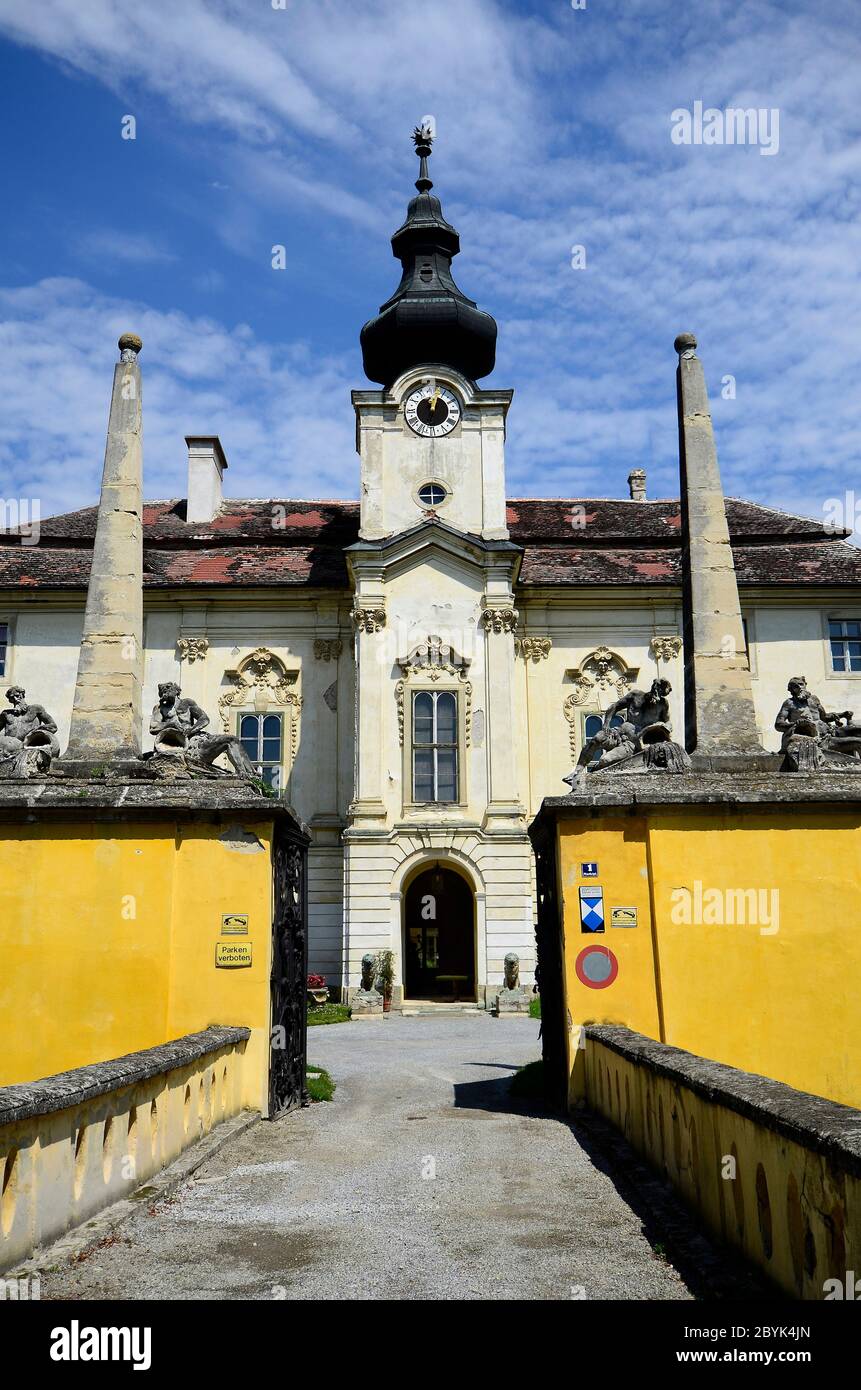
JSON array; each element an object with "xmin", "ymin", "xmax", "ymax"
[
  {"xmin": 529, "ymin": 816, "xmax": 568, "ymax": 1111},
  {"xmin": 269, "ymin": 818, "xmax": 309, "ymax": 1117}
]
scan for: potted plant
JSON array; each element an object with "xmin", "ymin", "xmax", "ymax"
[
  {"xmin": 373, "ymin": 950, "xmax": 396, "ymax": 1013},
  {"xmin": 307, "ymin": 973, "xmax": 328, "ymax": 1008}
]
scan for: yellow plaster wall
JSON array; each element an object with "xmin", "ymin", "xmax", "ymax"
[
  {"xmin": 585, "ymin": 1036, "xmax": 860, "ymax": 1299},
  {"xmin": 0, "ymin": 818, "xmax": 275, "ymax": 1110},
  {"xmin": 558, "ymin": 805, "xmax": 861, "ymax": 1109}
]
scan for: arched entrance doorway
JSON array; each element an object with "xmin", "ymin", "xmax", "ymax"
[{"xmin": 403, "ymin": 863, "xmax": 476, "ymax": 1001}]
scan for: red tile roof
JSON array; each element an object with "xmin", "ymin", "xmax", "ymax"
[{"xmin": 1, "ymin": 497, "xmax": 858, "ymax": 590}]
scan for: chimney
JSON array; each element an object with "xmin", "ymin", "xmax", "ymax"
[
  {"xmin": 627, "ymin": 469, "xmax": 646, "ymax": 501},
  {"xmin": 65, "ymin": 332, "xmax": 144, "ymax": 760},
  {"xmin": 674, "ymin": 332, "xmax": 764, "ymax": 762},
  {"xmin": 186, "ymin": 436, "xmax": 227, "ymax": 523}
]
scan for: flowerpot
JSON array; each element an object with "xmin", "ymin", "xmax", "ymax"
[{"xmin": 382, "ymin": 994, "xmax": 392, "ymax": 1013}]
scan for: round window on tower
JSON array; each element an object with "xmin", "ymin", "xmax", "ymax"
[{"xmin": 417, "ymin": 481, "xmax": 449, "ymax": 509}]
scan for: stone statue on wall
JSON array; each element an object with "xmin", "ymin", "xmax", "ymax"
[
  {"xmin": 0, "ymin": 686, "xmax": 60, "ymax": 777},
  {"xmin": 566, "ymin": 678, "xmax": 690, "ymax": 782},
  {"xmin": 775, "ymin": 676, "xmax": 861, "ymax": 772},
  {"xmin": 147, "ymin": 682, "xmax": 257, "ymax": 779}
]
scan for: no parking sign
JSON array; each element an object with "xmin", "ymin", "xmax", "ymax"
[{"xmin": 575, "ymin": 945, "xmax": 619, "ymax": 989}]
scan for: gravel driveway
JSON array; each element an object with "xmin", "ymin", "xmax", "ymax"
[{"xmin": 42, "ymin": 1014, "xmax": 693, "ymax": 1301}]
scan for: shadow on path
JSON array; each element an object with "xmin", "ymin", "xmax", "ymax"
[{"xmin": 454, "ymin": 1061, "xmax": 775, "ymax": 1303}]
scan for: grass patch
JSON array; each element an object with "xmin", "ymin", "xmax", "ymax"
[
  {"xmin": 529, "ymin": 995, "xmax": 541, "ymax": 1019},
  {"xmin": 305, "ymin": 1064, "xmax": 335, "ymax": 1102},
  {"xmin": 509, "ymin": 1059, "xmax": 545, "ymax": 1102},
  {"xmin": 307, "ymin": 1003, "xmax": 352, "ymax": 1027}
]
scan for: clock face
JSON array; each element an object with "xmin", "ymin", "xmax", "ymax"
[{"xmin": 404, "ymin": 383, "xmax": 461, "ymax": 438}]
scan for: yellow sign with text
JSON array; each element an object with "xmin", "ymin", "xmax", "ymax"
[{"xmin": 215, "ymin": 942, "xmax": 253, "ymax": 969}]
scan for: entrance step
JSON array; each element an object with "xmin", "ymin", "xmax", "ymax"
[{"xmin": 397, "ymin": 1002, "xmax": 484, "ymax": 1017}]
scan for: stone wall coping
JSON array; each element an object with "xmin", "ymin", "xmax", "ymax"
[
  {"xmin": 532, "ymin": 771, "xmax": 861, "ymax": 824},
  {"xmin": 0, "ymin": 1026, "xmax": 251, "ymax": 1128},
  {"xmin": 584, "ymin": 1025, "xmax": 861, "ymax": 1177},
  {"xmin": 0, "ymin": 778, "xmax": 310, "ymax": 837}
]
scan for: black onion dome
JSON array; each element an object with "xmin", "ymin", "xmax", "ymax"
[{"xmin": 360, "ymin": 125, "xmax": 497, "ymax": 386}]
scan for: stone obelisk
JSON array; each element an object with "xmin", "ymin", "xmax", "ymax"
[
  {"xmin": 675, "ymin": 333, "xmax": 765, "ymax": 764},
  {"xmin": 65, "ymin": 333, "xmax": 144, "ymax": 761}
]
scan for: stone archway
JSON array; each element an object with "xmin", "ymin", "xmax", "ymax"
[{"xmin": 402, "ymin": 862, "xmax": 476, "ymax": 1002}]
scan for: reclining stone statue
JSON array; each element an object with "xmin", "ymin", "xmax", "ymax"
[
  {"xmin": 147, "ymin": 681, "xmax": 257, "ymax": 779},
  {"xmin": 0, "ymin": 686, "xmax": 60, "ymax": 777},
  {"xmin": 565, "ymin": 678, "xmax": 690, "ymax": 783},
  {"xmin": 775, "ymin": 676, "xmax": 861, "ymax": 772}
]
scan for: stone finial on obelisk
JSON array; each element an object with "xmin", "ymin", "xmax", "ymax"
[
  {"xmin": 674, "ymin": 333, "xmax": 764, "ymax": 761},
  {"xmin": 65, "ymin": 333, "xmax": 144, "ymax": 760}
]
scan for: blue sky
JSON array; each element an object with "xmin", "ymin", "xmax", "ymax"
[{"xmin": 0, "ymin": 0, "xmax": 859, "ymax": 527}]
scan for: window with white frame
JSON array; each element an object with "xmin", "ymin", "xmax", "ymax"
[
  {"xmin": 828, "ymin": 619, "xmax": 861, "ymax": 674},
  {"xmin": 412, "ymin": 689, "xmax": 458, "ymax": 802},
  {"xmin": 0, "ymin": 623, "xmax": 7, "ymax": 678},
  {"xmin": 238, "ymin": 712, "xmax": 284, "ymax": 790}
]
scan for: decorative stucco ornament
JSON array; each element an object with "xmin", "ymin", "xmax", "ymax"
[
  {"xmin": 515, "ymin": 636, "xmax": 552, "ymax": 662},
  {"xmin": 565, "ymin": 646, "xmax": 639, "ymax": 707},
  {"xmin": 649, "ymin": 635, "xmax": 682, "ymax": 664},
  {"xmin": 351, "ymin": 606, "xmax": 386, "ymax": 634},
  {"xmin": 177, "ymin": 636, "xmax": 209, "ymax": 663},
  {"xmin": 481, "ymin": 607, "xmax": 518, "ymax": 634},
  {"xmin": 218, "ymin": 648, "xmax": 302, "ymax": 752}
]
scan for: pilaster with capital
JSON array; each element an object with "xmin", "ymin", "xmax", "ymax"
[
  {"xmin": 348, "ymin": 594, "xmax": 388, "ymax": 827},
  {"xmin": 480, "ymin": 596, "xmax": 525, "ymax": 828}
]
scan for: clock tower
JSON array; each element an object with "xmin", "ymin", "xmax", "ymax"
[
  {"xmin": 353, "ymin": 124, "xmax": 512, "ymax": 542},
  {"xmin": 344, "ymin": 125, "xmax": 531, "ymax": 1012}
]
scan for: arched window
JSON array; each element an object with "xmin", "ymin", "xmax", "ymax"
[{"xmin": 413, "ymin": 690, "xmax": 458, "ymax": 802}]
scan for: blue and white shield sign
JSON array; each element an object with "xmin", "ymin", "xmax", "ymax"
[{"xmin": 579, "ymin": 885, "xmax": 605, "ymax": 933}]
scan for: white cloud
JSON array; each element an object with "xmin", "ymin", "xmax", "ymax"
[
  {"xmin": 0, "ymin": 0, "xmax": 859, "ymax": 533},
  {"xmin": 75, "ymin": 230, "xmax": 176, "ymax": 265},
  {"xmin": 0, "ymin": 278, "xmax": 357, "ymax": 514}
]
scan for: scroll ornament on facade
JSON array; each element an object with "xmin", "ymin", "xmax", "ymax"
[
  {"xmin": 649, "ymin": 635, "xmax": 682, "ymax": 664},
  {"xmin": 351, "ymin": 605, "xmax": 386, "ymax": 633},
  {"xmin": 217, "ymin": 647, "xmax": 302, "ymax": 755},
  {"xmin": 395, "ymin": 635, "xmax": 472, "ymax": 746},
  {"xmin": 563, "ymin": 647, "xmax": 640, "ymax": 759},
  {"xmin": 515, "ymin": 636, "xmax": 552, "ymax": 662},
  {"xmin": 177, "ymin": 636, "xmax": 209, "ymax": 663},
  {"xmin": 481, "ymin": 607, "xmax": 518, "ymax": 634}
]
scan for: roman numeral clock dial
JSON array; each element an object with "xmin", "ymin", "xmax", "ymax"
[{"xmin": 404, "ymin": 384, "xmax": 461, "ymax": 437}]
